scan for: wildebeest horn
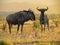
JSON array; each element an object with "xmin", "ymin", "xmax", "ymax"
[
  {"xmin": 36, "ymin": 7, "xmax": 39, "ymax": 10},
  {"xmin": 46, "ymin": 7, "xmax": 48, "ymax": 10}
]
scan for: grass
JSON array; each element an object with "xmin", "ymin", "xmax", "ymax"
[
  {"xmin": 0, "ymin": 38, "xmax": 13, "ymax": 45},
  {"xmin": 33, "ymin": 22, "xmax": 40, "ymax": 29},
  {"xmin": 0, "ymin": 16, "xmax": 3, "ymax": 21},
  {"xmin": 0, "ymin": 39, "xmax": 60, "ymax": 45},
  {"xmin": 0, "ymin": 14, "xmax": 60, "ymax": 45},
  {"xmin": 13, "ymin": 41, "xmax": 60, "ymax": 45}
]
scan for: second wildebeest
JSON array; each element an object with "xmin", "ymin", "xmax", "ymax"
[
  {"xmin": 37, "ymin": 7, "xmax": 49, "ymax": 32},
  {"xmin": 3, "ymin": 9, "xmax": 35, "ymax": 34}
]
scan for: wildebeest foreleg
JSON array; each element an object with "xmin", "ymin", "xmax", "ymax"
[
  {"xmin": 17, "ymin": 24, "xmax": 20, "ymax": 34},
  {"xmin": 41, "ymin": 24, "xmax": 43, "ymax": 32},
  {"xmin": 44, "ymin": 24, "xmax": 46, "ymax": 32},
  {"xmin": 21, "ymin": 24, "xmax": 24, "ymax": 34},
  {"xmin": 8, "ymin": 24, "xmax": 12, "ymax": 34}
]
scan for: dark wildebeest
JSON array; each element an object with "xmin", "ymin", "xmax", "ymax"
[
  {"xmin": 37, "ymin": 7, "xmax": 49, "ymax": 32},
  {"xmin": 2, "ymin": 9, "xmax": 35, "ymax": 34}
]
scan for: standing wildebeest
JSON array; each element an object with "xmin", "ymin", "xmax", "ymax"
[
  {"xmin": 37, "ymin": 7, "xmax": 49, "ymax": 32},
  {"xmin": 3, "ymin": 9, "xmax": 35, "ymax": 34}
]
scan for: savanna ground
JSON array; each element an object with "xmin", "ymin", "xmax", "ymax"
[{"xmin": 0, "ymin": 14, "xmax": 60, "ymax": 45}]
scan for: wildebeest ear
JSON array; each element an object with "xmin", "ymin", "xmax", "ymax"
[
  {"xmin": 28, "ymin": 8, "xmax": 33, "ymax": 12},
  {"xmin": 28, "ymin": 8, "xmax": 31, "ymax": 11},
  {"xmin": 28, "ymin": 8, "xmax": 30, "ymax": 10}
]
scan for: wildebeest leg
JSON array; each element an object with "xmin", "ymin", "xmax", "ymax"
[
  {"xmin": 17, "ymin": 24, "xmax": 20, "ymax": 34},
  {"xmin": 41, "ymin": 24, "xmax": 43, "ymax": 32},
  {"xmin": 47, "ymin": 22, "xmax": 49, "ymax": 31},
  {"xmin": 44, "ymin": 24, "xmax": 46, "ymax": 32},
  {"xmin": 21, "ymin": 24, "xmax": 24, "ymax": 34},
  {"xmin": 8, "ymin": 24, "xmax": 12, "ymax": 34}
]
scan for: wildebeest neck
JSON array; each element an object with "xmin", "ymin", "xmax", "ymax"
[{"xmin": 41, "ymin": 12, "xmax": 44, "ymax": 17}]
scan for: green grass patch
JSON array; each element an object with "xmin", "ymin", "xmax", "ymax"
[{"xmin": 33, "ymin": 22, "xmax": 40, "ymax": 29}]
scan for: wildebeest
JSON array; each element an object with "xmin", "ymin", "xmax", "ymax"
[
  {"xmin": 2, "ymin": 9, "xmax": 35, "ymax": 34},
  {"xmin": 37, "ymin": 7, "xmax": 49, "ymax": 32}
]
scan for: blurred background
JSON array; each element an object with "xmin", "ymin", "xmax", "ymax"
[{"xmin": 0, "ymin": 0, "xmax": 60, "ymax": 15}]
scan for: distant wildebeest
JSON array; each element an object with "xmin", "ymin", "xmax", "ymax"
[
  {"xmin": 37, "ymin": 7, "xmax": 49, "ymax": 32},
  {"xmin": 2, "ymin": 9, "xmax": 35, "ymax": 34}
]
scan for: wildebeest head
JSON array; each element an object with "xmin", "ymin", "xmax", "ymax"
[
  {"xmin": 27, "ymin": 9, "xmax": 35, "ymax": 21},
  {"xmin": 37, "ymin": 7, "xmax": 48, "ymax": 12}
]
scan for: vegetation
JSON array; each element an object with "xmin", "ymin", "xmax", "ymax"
[
  {"xmin": 0, "ymin": 14, "xmax": 60, "ymax": 45},
  {"xmin": 0, "ymin": 40, "xmax": 59, "ymax": 45},
  {"xmin": 33, "ymin": 22, "xmax": 40, "ymax": 29},
  {"xmin": 0, "ymin": 16, "xmax": 2, "ymax": 21},
  {"xmin": 0, "ymin": 38, "xmax": 13, "ymax": 45}
]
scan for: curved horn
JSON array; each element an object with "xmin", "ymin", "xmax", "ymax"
[
  {"xmin": 36, "ymin": 7, "xmax": 39, "ymax": 10},
  {"xmin": 36, "ymin": 7, "xmax": 41, "ymax": 11},
  {"xmin": 47, "ymin": 7, "xmax": 48, "ymax": 9},
  {"xmin": 46, "ymin": 7, "xmax": 48, "ymax": 10}
]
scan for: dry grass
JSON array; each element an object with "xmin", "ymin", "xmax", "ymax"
[{"xmin": 0, "ymin": 15, "xmax": 60, "ymax": 45}]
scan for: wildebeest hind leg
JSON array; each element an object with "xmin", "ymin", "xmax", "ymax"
[
  {"xmin": 44, "ymin": 24, "xmax": 46, "ymax": 32},
  {"xmin": 47, "ymin": 22, "xmax": 49, "ymax": 31}
]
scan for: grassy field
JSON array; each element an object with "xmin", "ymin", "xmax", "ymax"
[{"xmin": 0, "ymin": 14, "xmax": 60, "ymax": 45}]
